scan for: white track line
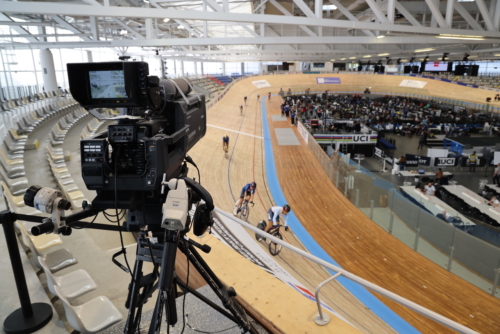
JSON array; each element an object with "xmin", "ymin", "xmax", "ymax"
[{"xmin": 207, "ymin": 124, "xmax": 263, "ymax": 139}]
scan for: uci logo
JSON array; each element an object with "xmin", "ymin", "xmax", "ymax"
[
  {"xmin": 406, "ymin": 160, "xmax": 418, "ymax": 165},
  {"xmin": 438, "ymin": 158, "xmax": 455, "ymax": 165},
  {"xmin": 353, "ymin": 135, "xmax": 369, "ymax": 142}
]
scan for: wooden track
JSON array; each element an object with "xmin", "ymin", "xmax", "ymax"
[{"xmin": 186, "ymin": 74, "xmax": 500, "ymax": 333}]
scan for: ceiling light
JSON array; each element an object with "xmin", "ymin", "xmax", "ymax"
[
  {"xmin": 178, "ymin": 25, "xmax": 185, "ymax": 29},
  {"xmin": 322, "ymin": 5, "xmax": 337, "ymax": 10},
  {"xmin": 437, "ymin": 34, "xmax": 484, "ymax": 40},
  {"xmin": 363, "ymin": 55, "xmax": 372, "ymax": 58},
  {"xmin": 377, "ymin": 35, "xmax": 385, "ymax": 39},
  {"xmin": 330, "ymin": 59, "xmax": 335, "ymax": 61},
  {"xmin": 415, "ymin": 48, "xmax": 435, "ymax": 52},
  {"xmin": 495, "ymin": 54, "xmax": 500, "ymax": 56},
  {"xmin": 163, "ymin": 18, "xmax": 171, "ymax": 23},
  {"xmin": 340, "ymin": 58, "xmax": 346, "ymax": 60},
  {"xmin": 143, "ymin": 0, "xmax": 149, "ymax": 2},
  {"xmin": 349, "ymin": 57, "xmax": 356, "ymax": 59},
  {"xmin": 119, "ymin": 29, "xmax": 127, "ymax": 35},
  {"xmin": 378, "ymin": 53, "xmax": 390, "ymax": 56}
]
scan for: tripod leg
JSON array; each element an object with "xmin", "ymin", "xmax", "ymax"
[
  {"xmin": 124, "ymin": 247, "xmax": 144, "ymax": 334},
  {"xmin": 178, "ymin": 241, "xmax": 258, "ymax": 334}
]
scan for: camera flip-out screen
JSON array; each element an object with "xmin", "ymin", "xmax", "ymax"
[
  {"xmin": 89, "ymin": 70, "xmax": 128, "ymax": 99},
  {"xmin": 67, "ymin": 61, "xmax": 149, "ymax": 109}
]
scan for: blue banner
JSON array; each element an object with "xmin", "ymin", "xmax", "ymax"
[{"xmin": 316, "ymin": 77, "xmax": 341, "ymax": 84}]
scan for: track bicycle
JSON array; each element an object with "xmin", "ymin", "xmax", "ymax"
[
  {"xmin": 255, "ymin": 221, "xmax": 283, "ymax": 256},
  {"xmin": 237, "ymin": 199, "xmax": 253, "ymax": 222},
  {"xmin": 223, "ymin": 142, "xmax": 228, "ymax": 154}
]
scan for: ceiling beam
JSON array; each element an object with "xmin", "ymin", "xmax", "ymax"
[
  {"xmin": 49, "ymin": 15, "xmax": 92, "ymax": 41},
  {"xmin": 0, "ymin": 20, "xmax": 52, "ymax": 26},
  {"xmin": 424, "ymin": 0, "xmax": 447, "ymax": 28},
  {"xmin": 454, "ymin": 3, "xmax": 484, "ymax": 31},
  {"xmin": 3, "ymin": 35, "xmax": 499, "ymax": 48},
  {"xmin": 112, "ymin": 17, "xmax": 145, "ymax": 39},
  {"xmin": 394, "ymin": 1, "xmax": 422, "ymax": 27},
  {"xmin": 3, "ymin": 1, "xmax": 498, "ymax": 38},
  {"xmin": 268, "ymin": 0, "xmax": 317, "ymax": 37},
  {"xmin": 0, "ymin": 13, "xmax": 39, "ymax": 42},
  {"xmin": 328, "ymin": 0, "xmax": 375, "ymax": 37},
  {"xmin": 475, "ymin": 0, "xmax": 495, "ymax": 31}
]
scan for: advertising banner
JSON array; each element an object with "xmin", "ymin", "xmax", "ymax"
[
  {"xmin": 434, "ymin": 157, "xmax": 457, "ymax": 167},
  {"xmin": 399, "ymin": 80, "xmax": 428, "ymax": 89},
  {"xmin": 313, "ymin": 134, "xmax": 377, "ymax": 144},
  {"xmin": 316, "ymin": 77, "xmax": 341, "ymax": 84},
  {"xmin": 252, "ymin": 80, "xmax": 271, "ymax": 88},
  {"xmin": 405, "ymin": 154, "xmax": 431, "ymax": 166}
]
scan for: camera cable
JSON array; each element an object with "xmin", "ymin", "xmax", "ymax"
[{"xmin": 114, "ymin": 148, "xmax": 135, "ymax": 280}]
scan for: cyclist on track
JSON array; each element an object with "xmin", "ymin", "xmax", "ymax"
[
  {"xmin": 233, "ymin": 181, "xmax": 257, "ymax": 215},
  {"xmin": 222, "ymin": 134, "xmax": 229, "ymax": 152},
  {"xmin": 240, "ymin": 104, "xmax": 243, "ymax": 114},
  {"xmin": 257, "ymin": 94, "xmax": 260, "ymax": 100},
  {"xmin": 244, "ymin": 96, "xmax": 248, "ymax": 105},
  {"xmin": 265, "ymin": 204, "xmax": 291, "ymax": 233}
]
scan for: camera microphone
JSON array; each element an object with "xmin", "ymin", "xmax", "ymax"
[{"xmin": 185, "ymin": 155, "xmax": 197, "ymax": 168}]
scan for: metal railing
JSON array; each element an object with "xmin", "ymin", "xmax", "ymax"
[{"xmin": 216, "ymin": 208, "xmax": 479, "ymax": 334}]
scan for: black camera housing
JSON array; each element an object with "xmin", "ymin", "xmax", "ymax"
[{"xmin": 68, "ymin": 61, "xmax": 207, "ymax": 226}]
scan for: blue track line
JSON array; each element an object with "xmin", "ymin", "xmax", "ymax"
[{"xmin": 260, "ymin": 96, "xmax": 420, "ymax": 334}]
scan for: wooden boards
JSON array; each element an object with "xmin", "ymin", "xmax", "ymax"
[{"xmin": 186, "ymin": 74, "xmax": 500, "ymax": 334}]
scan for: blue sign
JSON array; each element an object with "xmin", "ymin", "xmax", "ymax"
[{"xmin": 316, "ymin": 77, "xmax": 341, "ymax": 84}]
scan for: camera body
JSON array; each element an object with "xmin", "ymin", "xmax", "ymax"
[{"xmin": 67, "ymin": 61, "xmax": 206, "ymax": 226}]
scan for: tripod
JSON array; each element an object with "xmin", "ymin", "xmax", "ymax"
[{"xmin": 123, "ymin": 228, "xmax": 259, "ymax": 334}]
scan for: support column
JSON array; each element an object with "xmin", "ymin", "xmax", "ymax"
[
  {"xmin": 201, "ymin": 62, "xmax": 204, "ymax": 76},
  {"xmin": 194, "ymin": 61, "xmax": 198, "ymax": 76},
  {"xmin": 259, "ymin": 62, "xmax": 263, "ymax": 75},
  {"xmin": 90, "ymin": 16, "xmax": 100, "ymax": 41},
  {"xmin": 145, "ymin": 18, "xmax": 154, "ymax": 39},
  {"xmin": 222, "ymin": 62, "xmax": 226, "ymax": 75},
  {"xmin": 445, "ymin": 0, "xmax": 455, "ymax": 28},
  {"xmin": 260, "ymin": 0, "xmax": 265, "ymax": 37},
  {"xmin": 494, "ymin": 0, "xmax": 500, "ymax": 30},
  {"xmin": 387, "ymin": 0, "xmax": 395, "ymax": 23},
  {"xmin": 241, "ymin": 62, "xmax": 244, "ymax": 75},
  {"xmin": 180, "ymin": 60, "xmax": 185, "ymax": 77},
  {"xmin": 315, "ymin": 0, "xmax": 323, "ymax": 36},
  {"xmin": 39, "ymin": 49, "xmax": 58, "ymax": 93},
  {"xmin": 430, "ymin": 0, "xmax": 439, "ymax": 28},
  {"xmin": 86, "ymin": 50, "xmax": 93, "ymax": 63}
]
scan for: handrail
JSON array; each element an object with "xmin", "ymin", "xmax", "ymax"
[{"xmin": 215, "ymin": 208, "xmax": 479, "ymax": 334}]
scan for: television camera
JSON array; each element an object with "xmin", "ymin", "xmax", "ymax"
[{"xmin": 9, "ymin": 61, "xmax": 259, "ymax": 334}]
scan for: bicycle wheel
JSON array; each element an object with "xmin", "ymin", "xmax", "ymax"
[
  {"xmin": 268, "ymin": 231, "xmax": 283, "ymax": 256},
  {"xmin": 239, "ymin": 205, "xmax": 250, "ymax": 222},
  {"xmin": 255, "ymin": 221, "xmax": 266, "ymax": 242}
]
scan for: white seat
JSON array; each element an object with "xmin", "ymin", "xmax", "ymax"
[
  {"xmin": 39, "ymin": 256, "xmax": 96, "ymax": 302},
  {"xmin": 16, "ymin": 222, "xmax": 76, "ymax": 272},
  {"xmin": 54, "ymin": 285, "xmax": 123, "ymax": 334}
]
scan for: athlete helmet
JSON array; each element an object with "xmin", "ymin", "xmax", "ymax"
[
  {"xmin": 283, "ymin": 204, "xmax": 291, "ymax": 213},
  {"xmin": 250, "ymin": 181, "xmax": 256, "ymax": 188}
]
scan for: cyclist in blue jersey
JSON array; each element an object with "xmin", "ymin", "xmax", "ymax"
[
  {"xmin": 222, "ymin": 134, "xmax": 229, "ymax": 152},
  {"xmin": 265, "ymin": 205, "xmax": 290, "ymax": 233},
  {"xmin": 233, "ymin": 181, "xmax": 257, "ymax": 215}
]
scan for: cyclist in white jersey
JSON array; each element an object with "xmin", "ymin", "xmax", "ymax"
[{"xmin": 266, "ymin": 205, "xmax": 291, "ymax": 232}]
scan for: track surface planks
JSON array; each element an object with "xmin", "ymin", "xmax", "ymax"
[{"xmin": 187, "ymin": 74, "xmax": 500, "ymax": 334}]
